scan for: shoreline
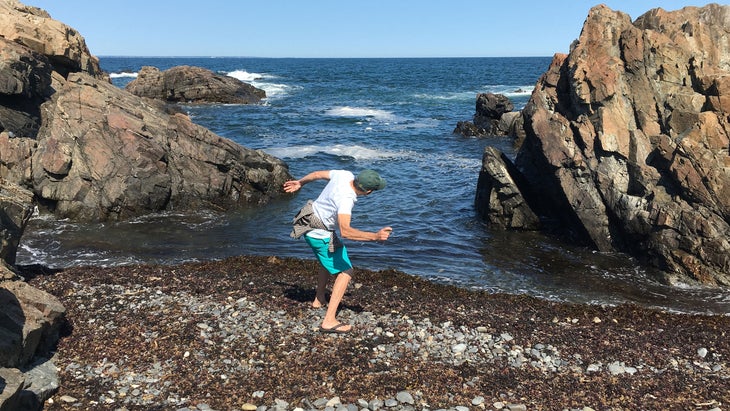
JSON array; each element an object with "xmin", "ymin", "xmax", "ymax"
[{"xmin": 24, "ymin": 255, "xmax": 730, "ymax": 410}]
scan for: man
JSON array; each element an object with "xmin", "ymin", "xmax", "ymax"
[{"xmin": 284, "ymin": 169, "xmax": 392, "ymax": 334}]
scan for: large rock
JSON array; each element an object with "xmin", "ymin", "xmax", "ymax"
[
  {"xmin": 0, "ymin": 280, "xmax": 65, "ymax": 369},
  {"xmin": 501, "ymin": 4, "xmax": 730, "ymax": 285},
  {"xmin": 475, "ymin": 146, "xmax": 540, "ymax": 230},
  {"xmin": 126, "ymin": 65, "xmax": 266, "ymax": 104},
  {"xmin": 454, "ymin": 93, "xmax": 521, "ymax": 137},
  {"xmin": 0, "ymin": 280, "xmax": 65, "ymax": 410},
  {"xmin": 0, "ymin": 0, "xmax": 104, "ymax": 79},
  {"xmin": 32, "ymin": 72, "xmax": 290, "ymax": 221}
]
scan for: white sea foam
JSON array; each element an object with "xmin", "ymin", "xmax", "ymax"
[
  {"xmin": 227, "ymin": 69, "xmax": 265, "ymax": 82},
  {"xmin": 414, "ymin": 86, "xmax": 534, "ymax": 102},
  {"xmin": 325, "ymin": 106, "xmax": 396, "ymax": 122},
  {"xmin": 485, "ymin": 85, "xmax": 535, "ymax": 98},
  {"xmin": 413, "ymin": 91, "xmax": 477, "ymax": 101},
  {"xmin": 264, "ymin": 144, "xmax": 401, "ymax": 160},
  {"xmin": 225, "ymin": 70, "xmax": 293, "ymax": 99},
  {"xmin": 109, "ymin": 72, "xmax": 138, "ymax": 79}
]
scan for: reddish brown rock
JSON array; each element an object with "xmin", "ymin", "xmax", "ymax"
[
  {"xmin": 504, "ymin": 4, "xmax": 730, "ymax": 285},
  {"xmin": 32, "ymin": 73, "xmax": 290, "ymax": 221}
]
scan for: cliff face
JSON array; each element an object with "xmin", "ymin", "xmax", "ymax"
[{"xmin": 495, "ymin": 4, "xmax": 730, "ymax": 285}]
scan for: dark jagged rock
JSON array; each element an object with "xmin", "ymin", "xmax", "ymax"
[
  {"xmin": 475, "ymin": 146, "xmax": 540, "ymax": 230},
  {"xmin": 453, "ymin": 93, "xmax": 522, "ymax": 137},
  {"xmin": 126, "ymin": 65, "xmax": 266, "ymax": 104}
]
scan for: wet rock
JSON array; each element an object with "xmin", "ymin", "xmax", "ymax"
[{"xmin": 475, "ymin": 146, "xmax": 540, "ymax": 230}]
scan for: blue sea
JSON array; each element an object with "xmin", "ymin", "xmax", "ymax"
[{"xmin": 17, "ymin": 57, "xmax": 730, "ymax": 314}]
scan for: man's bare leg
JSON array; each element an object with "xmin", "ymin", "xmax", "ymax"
[
  {"xmin": 320, "ymin": 270, "xmax": 352, "ymax": 332},
  {"xmin": 313, "ymin": 267, "xmax": 328, "ymax": 308}
]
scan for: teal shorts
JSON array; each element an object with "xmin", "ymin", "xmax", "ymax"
[{"xmin": 304, "ymin": 235, "xmax": 353, "ymax": 275}]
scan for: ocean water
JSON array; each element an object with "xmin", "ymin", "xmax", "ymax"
[{"xmin": 17, "ymin": 57, "xmax": 730, "ymax": 314}]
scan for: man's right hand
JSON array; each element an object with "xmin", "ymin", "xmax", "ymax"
[
  {"xmin": 283, "ymin": 180, "xmax": 301, "ymax": 193},
  {"xmin": 377, "ymin": 227, "xmax": 393, "ymax": 241}
]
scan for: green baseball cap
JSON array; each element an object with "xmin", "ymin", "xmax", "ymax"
[{"xmin": 355, "ymin": 169, "xmax": 386, "ymax": 191}]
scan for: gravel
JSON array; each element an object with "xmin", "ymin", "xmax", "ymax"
[{"xmin": 23, "ymin": 255, "xmax": 730, "ymax": 410}]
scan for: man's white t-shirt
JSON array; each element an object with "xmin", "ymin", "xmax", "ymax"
[{"xmin": 307, "ymin": 170, "xmax": 358, "ymax": 240}]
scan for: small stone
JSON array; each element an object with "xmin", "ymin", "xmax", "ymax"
[
  {"xmin": 472, "ymin": 396, "xmax": 485, "ymax": 405},
  {"xmin": 60, "ymin": 395, "xmax": 78, "ymax": 403},
  {"xmin": 506, "ymin": 404, "xmax": 527, "ymax": 411},
  {"xmin": 698, "ymin": 347, "xmax": 708, "ymax": 358},
  {"xmin": 452, "ymin": 343, "xmax": 467, "ymax": 354},
  {"xmin": 326, "ymin": 397, "xmax": 341, "ymax": 407},
  {"xmin": 384, "ymin": 398, "xmax": 398, "ymax": 407},
  {"xmin": 396, "ymin": 391, "xmax": 414, "ymax": 404},
  {"xmin": 242, "ymin": 404, "xmax": 257, "ymax": 411},
  {"xmin": 493, "ymin": 402, "xmax": 505, "ymax": 410},
  {"xmin": 608, "ymin": 362, "xmax": 625, "ymax": 375},
  {"xmin": 252, "ymin": 391, "xmax": 265, "ymax": 398},
  {"xmin": 369, "ymin": 398, "xmax": 384, "ymax": 409},
  {"xmin": 592, "ymin": 317, "xmax": 601, "ymax": 323}
]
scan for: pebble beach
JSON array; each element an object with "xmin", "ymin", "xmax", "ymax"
[{"xmin": 24, "ymin": 255, "xmax": 730, "ymax": 411}]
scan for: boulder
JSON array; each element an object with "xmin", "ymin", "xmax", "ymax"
[
  {"xmin": 126, "ymin": 65, "xmax": 266, "ymax": 104},
  {"xmin": 32, "ymin": 72, "xmax": 290, "ymax": 221},
  {"xmin": 476, "ymin": 93, "xmax": 514, "ymax": 120},
  {"xmin": 0, "ymin": 280, "xmax": 65, "ymax": 369},
  {"xmin": 0, "ymin": 280, "xmax": 65, "ymax": 411},
  {"xmin": 504, "ymin": 4, "xmax": 730, "ymax": 285},
  {"xmin": 454, "ymin": 93, "xmax": 521, "ymax": 137},
  {"xmin": 475, "ymin": 146, "xmax": 540, "ymax": 230}
]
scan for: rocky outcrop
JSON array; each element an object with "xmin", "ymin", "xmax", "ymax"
[
  {"xmin": 126, "ymin": 65, "xmax": 266, "ymax": 104},
  {"xmin": 32, "ymin": 72, "xmax": 289, "ymax": 221},
  {"xmin": 454, "ymin": 93, "xmax": 524, "ymax": 138},
  {"xmin": 0, "ymin": 1, "xmax": 291, "ymax": 407},
  {"xmin": 478, "ymin": 4, "xmax": 730, "ymax": 286},
  {"xmin": 0, "ymin": 1, "xmax": 291, "ymax": 222}
]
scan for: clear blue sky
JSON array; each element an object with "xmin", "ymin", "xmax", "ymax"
[{"xmin": 27, "ymin": 0, "xmax": 709, "ymax": 58}]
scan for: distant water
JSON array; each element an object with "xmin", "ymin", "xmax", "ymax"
[{"xmin": 17, "ymin": 57, "xmax": 730, "ymax": 314}]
